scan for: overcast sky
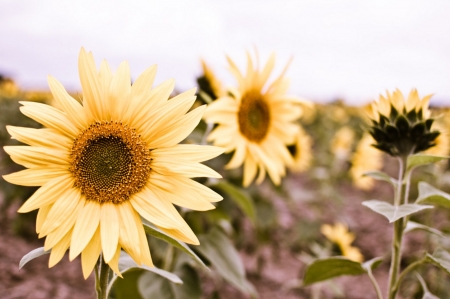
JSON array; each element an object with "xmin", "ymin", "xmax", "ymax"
[{"xmin": 1, "ymin": 0, "xmax": 449, "ymax": 105}]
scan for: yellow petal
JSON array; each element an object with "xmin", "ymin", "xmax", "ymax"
[
  {"xmin": 97, "ymin": 59, "xmax": 113, "ymax": 120},
  {"xmin": 100, "ymin": 202, "xmax": 119, "ymax": 263},
  {"xmin": 36, "ymin": 204, "xmax": 53, "ymax": 234},
  {"xmin": 117, "ymin": 201, "xmax": 141, "ymax": 264},
  {"xmin": 17, "ymin": 174, "xmax": 74, "ymax": 213},
  {"xmin": 81, "ymin": 226, "xmax": 102, "ymax": 279},
  {"xmin": 151, "ymin": 145, "xmax": 224, "ymax": 163},
  {"xmin": 3, "ymin": 167, "xmax": 69, "ymax": 187},
  {"xmin": 109, "ymin": 60, "xmax": 131, "ymax": 120},
  {"xmin": 49, "ymin": 229, "xmax": 72, "ymax": 268},
  {"xmin": 6, "ymin": 126, "xmax": 72, "ymax": 149},
  {"xmin": 78, "ymin": 48, "xmax": 102, "ymax": 122},
  {"xmin": 70, "ymin": 200, "xmax": 101, "ymax": 260},
  {"xmin": 4, "ymin": 146, "xmax": 69, "ymax": 169},
  {"xmin": 131, "ymin": 206, "xmax": 153, "ymax": 267},
  {"xmin": 243, "ymin": 154, "xmax": 257, "ymax": 187},
  {"xmin": 107, "ymin": 245, "xmax": 122, "ymax": 277}
]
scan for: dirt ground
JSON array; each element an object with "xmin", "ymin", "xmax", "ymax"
[{"xmin": 0, "ymin": 171, "xmax": 432, "ymax": 299}]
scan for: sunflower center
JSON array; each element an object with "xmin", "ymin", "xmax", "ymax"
[
  {"xmin": 70, "ymin": 121, "xmax": 151, "ymax": 204},
  {"xmin": 238, "ymin": 91, "xmax": 270, "ymax": 142}
]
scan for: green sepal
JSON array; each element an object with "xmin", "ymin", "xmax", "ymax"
[{"xmin": 395, "ymin": 114, "xmax": 409, "ymax": 135}]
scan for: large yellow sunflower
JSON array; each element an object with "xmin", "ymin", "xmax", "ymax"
[
  {"xmin": 3, "ymin": 48, "xmax": 224, "ymax": 278},
  {"xmin": 203, "ymin": 52, "xmax": 304, "ymax": 186}
]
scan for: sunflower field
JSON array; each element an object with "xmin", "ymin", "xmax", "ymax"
[{"xmin": 1, "ymin": 50, "xmax": 450, "ymax": 299}]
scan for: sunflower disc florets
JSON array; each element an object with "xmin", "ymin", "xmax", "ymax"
[{"xmin": 366, "ymin": 89, "xmax": 440, "ymax": 157}]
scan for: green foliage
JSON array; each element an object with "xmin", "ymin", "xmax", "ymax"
[
  {"xmin": 363, "ymin": 170, "xmax": 398, "ymax": 188},
  {"xmin": 19, "ymin": 247, "xmax": 50, "ymax": 269},
  {"xmin": 416, "ymin": 181, "xmax": 450, "ymax": 209},
  {"xmin": 196, "ymin": 228, "xmax": 257, "ymax": 297},
  {"xmin": 362, "ymin": 200, "xmax": 433, "ymax": 223},
  {"xmin": 303, "ymin": 257, "xmax": 367, "ymax": 285},
  {"xmin": 407, "ymin": 154, "xmax": 449, "ymax": 172},
  {"xmin": 426, "ymin": 248, "xmax": 450, "ymax": 275}
]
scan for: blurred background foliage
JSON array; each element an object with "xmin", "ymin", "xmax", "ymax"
[{"xmin": 2, "ymin": 72, "xmax": 450, "ymax": 299}]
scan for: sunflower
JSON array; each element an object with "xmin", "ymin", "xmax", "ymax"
[
  {"xmin": 203, "ymin": 52, "xmax": 305, "ymax": 186},
  {"xmin": 365, "ymin": 89, "xmax": 439, "ymax": 156},
  {"xmin": 321, "ymin": 223, "xmax": 363, "ymax": 262},
  {"xmin": 330, "ymin": 126, "xmax": 355, "ymax": 160},
  {"xmin": 3, "ymin": 48, "xmax": 224, "ymax": 279},
  {"xmin": 350, "ymin": 133, "xmax": 383, "ymax": 190},
  {"xmin": 289, "ymin": 126, "xmax": 313, "ymax": 173},
  {"xmin": 197, "ymin": 59, "xmax": 224, "ymax": 100}
]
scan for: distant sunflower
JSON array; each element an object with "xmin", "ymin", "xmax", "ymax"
[
  {"xmin": 3, "ymin": 48, "xmax": 223, "ymax": 278},
  {"xmin": 203, "ymin": 52, "xmax": 305, "ymax": 186},
  {"xmin": 197, "ymin": 59, "xmax": 224, "ymax": 100},
  {"xmin": 321, "ymin": 223, "xmax": 363, "ymax": 262},
  {"xmin": 330, "ymin": 126, "xmax": 355, "ymax": 160},
  {"xmin": 350, "ymin": 133, "xmax": 383, "ymax": 190},
  {"xmin": 289, "ymin": 126, "xmax": 313, "ymax": 173}
]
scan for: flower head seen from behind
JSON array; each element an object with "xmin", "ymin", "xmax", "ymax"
[
  {"xmin": 197, "ymin": 59, "xmax": 224, "ymax": 101},
  {"xmin": 203, "ymin": 52, "xmax": 305, "ymax": 186},
  {"xmin": 366, "ymin": 89, "xmax": 439, "ymax": 157},
  {"xmin": 321, "ymin": 223, "xmax": 363, "ymax": 262},
  {"xmin": 3, "ymin": 48, "xmax": 224, "ymax": 278}
]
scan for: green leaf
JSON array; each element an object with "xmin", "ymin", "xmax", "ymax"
[
  {"xmin": 19, "ymin": 247, "xmax": 50, "ymax": 269},
  {"xmin": 407, "ymin": 154, "xmax": 449, "ymax": 172},
  {"xmin": 362, "ymin": 257, "xmax": 383, "ymax": 272},
  {"xmin": 142, "ymin": 220, "xmax": 208, "ymax": 270},
  {"xmin": 404, "ymin": 221, "xmax": 445, "ymax": 238},
  {"xmin": 138, "ymin": 264, "xmax": 201, "ymax": 299},
  {"xmin": 425, "ymin": 248, "xmax": 450, "ymax": 275},
  {"xmin": 415, "ymin": 273, "xmax": 440, "ymax": 299},
  {"xmin": 113, "ymin": 270, "xmax": 144, "ymax": 299},
  {"xmin": 211, "ymin": 182, "xmax": 256, "ymax": 224},
  {"xmin": 196, "ymin": 228, "xmax": 257, "ymax": 297},
  {"xmin": 416, "ymin": 181, "xmax": 450, "ymax": 209},
  {"xmin": 362, "ymin": 200, "xmax": 433, "ymax": 223},
  {"xmin": 363, "ymin": 171, "xmax": 397, "ymax": 187},
  {"xmin": 303, "ymin": 257, "xmax": 366, "ymax": 285}
]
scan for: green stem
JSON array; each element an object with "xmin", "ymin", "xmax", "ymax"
[
  {"xmin": 387, "ymin": 156, "xmax": 408, "ymax": 299},
  {"xmin": 162, "ymin": 244, "xmax": 174, "ymax": 271},
  {"xmin": 367, "ymin": 269, "xmax": 383, "ymax": 299},
  {"xmin": 392, "ymin": 257, "xmax": 426, "ymax": 294},
  {"xmin": 96, "ymin": 255, "xmax": 110, "ymax": 299}
]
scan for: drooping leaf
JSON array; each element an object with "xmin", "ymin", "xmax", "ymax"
[
  {"xmin": 425, "ymin": 248, "xmax": 450, "ymax": 275},
  {"xmin": 113, "ymin": 270, "xmax": 144, "ymax": 299},
  {"xmin": 142, "ymin": 220, "xmax": 208, "ymax": 270},
  {"xmin": 362, "ymin": 200, "xmax": 433, "ymax": 223},
  {"xmin": 19, "ymin": 247, "xmax": 50, "ymax": 269},
  {"xmin": 416, "ymin": 181, "xmax": 450, "ymax": 209},
  {"xmin": 363, "ymin": 171, "xmax": 397, "ymax": 188},
  {"xmin": 196, "ymin": 228, "xmax": 257, "ymax": 297},
  {"xmin": 303, "ymin": 257, "xmax": 366, "ymax": 285},
  {"xmin": 415, "ymin": 273, "xmax": 440, "ymax": 299},
  {"xmin": 138, "ymin": 264, "xmax": 201, "ymax": 299},
  {"xmin": 407, "ymin": 154, "xmax": 449, "ymax": 172},
  {"xmin": 404, "ymin": 221, "xmax": 445, "ymax": 238},
  {"xmin": 362, "ymin": 257, "xmax": 383, "ymax": 272},
  {"xmin": 211, "ymin": 182, "xmax": 256, "ymax": 224}
]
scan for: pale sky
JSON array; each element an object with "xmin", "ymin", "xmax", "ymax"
[{"xmin": 1, "ymin": 0, "xmax": 449, "ymax": 105}]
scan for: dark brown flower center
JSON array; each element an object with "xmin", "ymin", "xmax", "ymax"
[
  {"xmin": 238, "ymin": 91, "xmax": 270, "ymax": 142},
  {"xmin": 70, "ymin": 121, "xmax": 151, "ymax": 204}
]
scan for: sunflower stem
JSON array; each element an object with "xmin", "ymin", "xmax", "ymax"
[
  {"xmin": 162, "ymin": 244, "xmax": 174, "ymax": 271},
  {"xmin": 387, "ymin": 155, "xmax": 409, "ymax": 299},
  {"xmin": 96, "ymin": 255, "xmax": 110, "ymax": 299}
]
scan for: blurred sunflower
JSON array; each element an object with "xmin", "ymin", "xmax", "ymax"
[
  {"xmin": 3, "ymin": 48, "xmax": 224, "ymax": 278},
  {"xmin": 197, "ymin": 59, "xmax": 224, "ymax": 100},
  {"xmin": 330, "ymin": 126, "xmax": 355, "ymax": 160},
  {"xmin": 203, "ymin": 52, "xmax": 305, "ymax": 186},
  {"xmin": 321, "ymin": 223, "xmax": 363, "ymax": 262},
  {"xmin": 289, "ymin": 126, "xmax": 313, "ymax": 173},
  {"xmin": 366, "ymin": 89, "xmax": 439, "ymax": 157},
  {"xmin": 350, "ymin": 133, "xmax": 383, "ymax": 190},
  {"xmin": 424, "ymin": 120, "xmax": 449, "ymax": 156}
]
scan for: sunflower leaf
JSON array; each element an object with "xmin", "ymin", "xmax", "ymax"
[
  {"xmin": 416, "ymin": 181, "xmax": 450, "ymax": 209},
  {"xmin": 142, "ymin": 220, "xmax": 208, "ymax": 270},
  {"xmin": 362, "ymin": 200, "xmax": 433, "ymax": 223},
  {"xmin": 425, "ymin": 248, "xmax": 450, "ymax": 275},
  {"xmin": 303, "ymin": 257, "xmax": 366, "ymax": 285},
  {"xmin": 404, "ymin": 221, "xmax": 446, "ymax": 238},
  {"xmin": 406, "ymin": 154, "xmax": 449, "ymax": 172},
  {"xmin": 210, "ymin": 181, "xmax": 256, "ymax": 224},
  {"xmin": 362, "ymin": 257, "xmax": 383, "ymax": 271},
  {"xmin": 363, "ymin": 171, "xmax": 397, "ymax": 187},
  {"xmin": 196, "ymin": 228, "xmax": 257, "ymax": 297},
  {"xmin": 415, "ymin": 273, "xmax": 440, "ymax": 299},
  {"xmin": 19, "ymin": 247, "xmax": 50, "ymax": 269},
  {"xmin": 138, "ymin": 264, "xmax": 201, "ymax": 299}
]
